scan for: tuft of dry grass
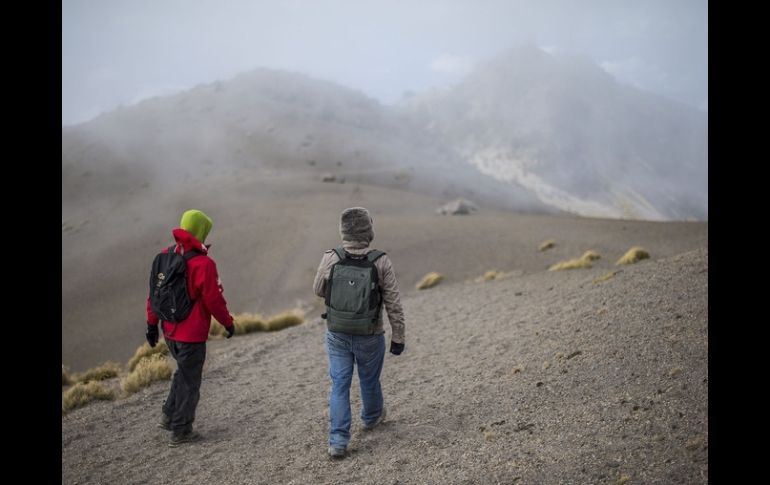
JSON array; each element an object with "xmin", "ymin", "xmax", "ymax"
[
  {"xmin": 549, "ymin": 250, "xmax": 601, "ymax": 271},
  {"xmin": 62, "ymin": 381, "xmax": 115, "ymax": 413},
  {"xmin": 593, "ymin": 271, "xmax": 617, "ymax": 284},
  {"xmin": 236, "ymin": 313, "xmax": 267, "ymax": 334},
  {"xmin": 122, "ymin": 354, "xmax": 173, "ymax": 394},
  {"xmin": 74, "ymin": 362, "xmax": 122, "ymax": 383},
  {"xmin": 127, "ymin": 340, "xmax": 169, "ymax": 372},
  {"xmin": 265, "ymin": 310, "xmax": 304, "ymax": 331},
  {"xmin": 212, "ymin": 310, "xmax": 304, "ymax": 336},
  {"xmin": 475, "ymin": 270, "xmax": 505, "ymax": 283},
  {"xmin": 62, "ymin": 365, "xmax": 73, "ymax": 386},
  {"xmin": 616, "ymin": 246, "xmax": 650, "ymax": 265},
  {"xmin": 416, "ymin": 272, "xmax": 444, "ymax": 290},
  {"xmin": 539, "ymin": 239, "xmax": 556, "ymax": 251}
]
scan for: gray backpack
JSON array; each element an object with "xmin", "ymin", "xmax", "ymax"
[{"xmin": 323, "ymin": 247, "xmax": 386, "ymax": 335}]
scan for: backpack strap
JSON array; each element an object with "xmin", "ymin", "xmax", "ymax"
[
  {"xmin": 183, "ymin": 250, "xmax": 203, "ymax": 261},
  {"xmin": 333, "ymin": 246, "xmax": 347, "ymax": 260},
  {"xmin": 333, "ymin": 247, "xmax": 385, "ymax": 262},
  {"xmin": 168, "ymin": 245, "xmax": 203, "ymax": 261}
]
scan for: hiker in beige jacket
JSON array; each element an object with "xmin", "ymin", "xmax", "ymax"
[
  {"xmin": 313, "ymin": 247, "xmax": 405, "ymax": 345},
  {"xmin": 313, "ymin": 207, "xmax": 405, "ymax": 459}
]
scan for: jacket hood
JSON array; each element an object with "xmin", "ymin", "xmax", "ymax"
[{"xmin": 180, "ymin": 209, "xmax": 213, "ymax": 243}]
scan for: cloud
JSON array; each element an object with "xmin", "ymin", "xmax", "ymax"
[{"xmin": 429, "ymin": 54, "xmax": 474, "ymax": 76}]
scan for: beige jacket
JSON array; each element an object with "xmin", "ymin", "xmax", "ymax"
[{"xmin": 313, "ymin": 240, "xmax": 405, "ymax": 343}]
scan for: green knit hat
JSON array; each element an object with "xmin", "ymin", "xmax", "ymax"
[{"xmin": 180, "ymin": 209, "xmax": 213, "ymax": 243}]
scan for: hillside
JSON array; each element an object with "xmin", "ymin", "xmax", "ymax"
[
  {"xmin": 62, "ymin": 174, "xmax": 706, "ymax": 372},
  {"xmin": 62, "ymin": 247, "xmax": 708, "ymax": 484}
]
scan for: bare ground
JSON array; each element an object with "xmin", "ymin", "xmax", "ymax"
[{"xmin": 62, "ymin": 247, "xmax": 707, "ymax": 484}]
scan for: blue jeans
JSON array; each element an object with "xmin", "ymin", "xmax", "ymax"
[{"xmin": 325, "ymin": 330, "xmax": 386, "ymax": 449}]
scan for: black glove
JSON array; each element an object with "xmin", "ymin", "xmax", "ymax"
[
  {"xmin": 390, "ymin": 341, "xmax": 404, "ymax": 355},
  {"xmin": 225, "ymin": 324, "xmax": 235, "ymax": 339},
  {"xmin": 146, "ymin": 323, "xmax": 159, "ymax": 348}
]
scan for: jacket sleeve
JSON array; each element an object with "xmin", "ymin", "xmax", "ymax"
[
  {"xmin": 313, "ymin": 251, "xmax": 335, "ymax": 298},
  {"xmin": 379, "ymin": 255, "xmax": 405, "ymax": 344},
  {"xmin": 196, "ymin": 257, "xmax": 234, "ymax": 328},
  {"xmin": 146, "ymin": 297, "xmax": 159, "ymax": 325}
]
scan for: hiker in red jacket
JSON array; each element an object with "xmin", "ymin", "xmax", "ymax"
[{"xmin": 146, "ymin": 209, "xmax": 235, "ymax": 447}]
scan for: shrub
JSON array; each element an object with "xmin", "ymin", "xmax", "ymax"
[
  {"xmin": 62, "ymin": 381, "xmax": 115, "ymax": 413},
  {"xmin": 416, "ymin": 272, "xmax": 444, "ymax": 290},
  {"xmin": 549, "ymin": 250, "xmax": 601, "ymax": 271},
  {"xmin": 616, "ymin": 247, "xmax": 650, "ymax": 265},
  {"xmin": 127, "ymin": 340, "xmax": 169, "ymax": 372},
  {"xmin": 74, "ymin": 362, "xmax": 122, "ymax": 383},
  {"xmin": 539, "ymin": 239, "xmax": 556, "ymax": 251},
  {"xmin": 122, "ymin": 354, "xmax": 173, "ymax": 394}
]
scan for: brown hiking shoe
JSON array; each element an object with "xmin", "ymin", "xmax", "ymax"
[{"xmin": 168, "ymin": 430, "xmax": 201, "ymax": 447}]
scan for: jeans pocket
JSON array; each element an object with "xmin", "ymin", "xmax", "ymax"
[
  {"xmin": 326, "ymin": 330, "xmax": 348, "ymax": 348},
  {"xmin": 356, "ymin": 334, "xmax": 383, "ymax": 358}
]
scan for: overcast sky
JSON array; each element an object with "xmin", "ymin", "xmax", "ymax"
[{"xmin": 62, "ymin": 0, "xmax": 707, "ymax": 126}]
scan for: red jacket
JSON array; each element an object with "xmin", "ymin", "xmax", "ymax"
[{"xmin": 146, "ymin": 228, "xmax": 234, "ymax": 342}]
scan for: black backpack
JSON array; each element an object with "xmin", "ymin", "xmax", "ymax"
[
  {"xmin": 323, "ymin": 247, "xmax": 385, "ymax": 335},
  {"xmin": 149, "ymin": 246, "xmax": 202, "ymax": 323}
]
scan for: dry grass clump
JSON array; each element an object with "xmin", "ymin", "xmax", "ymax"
[
  {"xmin": 538, "ymin": 239, "xmax": 556, "ymax": 251},
  {"xmin": 127, "ymin": 340, "xmax": 169, "ymax": 372},
  {"xmin": 62, "ymin": 381, "xmax": 115, "ymax": 413},
  {"xmin": 416, "ymin": 272, "xmax": 444, "ymax": 290},
  {"xmin": 593, "ymin": 271, "xmax": 617, "ymax": 284},
  {"xmin": 122, "ymin": 354, "xmax": 173, "ymax": 394},
  {"xmin": 616, "ymin": 246, "xmax": 650, "ymax": 265},
  {"xmin": 474, "ymin": 270, "xmax": 505, "ymax": 282},
  {"xmin": 236, "ymin": 313, "xmax": 267, "ymax": 334},
  {"xmin": 74, "ymin": 362, "xmax": 122, "ymax": 383},
  {"xmin": 212, "ymin": 310, "xmax": 304, "ymax": 336},
  {"xmin": 264, "ymin": 310, "xmax": 304, "ymax": 331},
  {"xmin": 549, "ymin": 250, "xmax": 601, "ymax": 271},
  {"xmin": 210, "ymin": 315, "xmax": 264, "ymax": 337}
]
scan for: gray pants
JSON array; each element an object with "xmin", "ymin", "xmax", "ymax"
[{"xmin": 162, "ymin": 340, "xmax": 206, "ymax": 433}]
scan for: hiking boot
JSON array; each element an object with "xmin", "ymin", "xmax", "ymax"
[
  {"xmin": 328, "ymin": 446, "xmax": 347, "ymax": 459},
  {"xmin": 157, "ymin": 414, "xmax": 171, "ymax": 431},
  {"xmin": 362, "ymin": 406, "xmax": 387, "ymax": 431},
  {"xmin": 168, "ymin": 430, "xmax": 201, "ymax": 447}
]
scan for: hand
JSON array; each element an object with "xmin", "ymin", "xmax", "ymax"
[
  {"xmin": 225, "ymin": 324, "xmax": 235, "ymax": 339},
  {"xmin": 390, "ymin": 341, "xmax": 404, "ymax": 355},
  {"xmin": 146, "ymin": 323, "xmax": 159, "ymax": 348}
]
